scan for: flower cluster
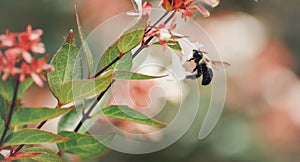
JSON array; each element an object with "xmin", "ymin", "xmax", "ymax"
[
  {"xmin": 145, "ymin": 19, "xmax": 177, "ymax": 48},
  {"xmin": 0, "ymin": 25, "xmax": 53, "ymax": 87},
  {"xmin": 161, "ymin": 0, "xmax": 220, "ymax": 19}
]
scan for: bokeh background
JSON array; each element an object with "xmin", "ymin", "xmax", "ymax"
[{"xmin": 1, "ymin": 0, "xmax": 300, "ymax": 161}]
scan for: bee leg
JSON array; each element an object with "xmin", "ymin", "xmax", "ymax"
[
  {"xmin": 187, "ymin": 58, "xmax": 194, "ymax": 62},
  {"xmin": 192, "ymin": 66, "xmax": 197, "ymax": 72},
  {"xmin": 186, "ymin": 74, "xmax": 197, "ymax": 79},
  {"xmin": 195, "ymin": 72, "xmax": 202, "ymax": 79}
]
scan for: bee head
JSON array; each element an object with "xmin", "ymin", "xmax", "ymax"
[{"xmin": 193, "ymin": 49, "xmax": 203, "ymax": 60}]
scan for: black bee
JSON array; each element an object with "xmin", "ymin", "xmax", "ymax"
[{"xmin": 186, "ymin": 49, "xmax": 230, "ymax": 85}]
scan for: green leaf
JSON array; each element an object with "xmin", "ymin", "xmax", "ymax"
[
  {"xmin": 58, "ymin": 71, "xmax": 113, "ymax": 104},
  {"xmin": 96, "ymin": 16, "xmax": 149, "ymax": 74},
  {"xmin": 153, "ymin": 41, "xmax": 182, "ymax": 51},
  {"xmin": 0, "ymin": 153, "xmax": 4, "ymax": 160},
  {"xmin": 21, "ymin": 147, "xmax": 63, "ymax": 162},
  {"xmin": 113, "ymin": 70, "xmax": 167, "ymax": 80},
  {"xmin": 47, "ymin": 30, "xmax": 83, "ymax": 101},
  {"xmin": 57, "ymin": 106, "xmax": 81, "ymax": 132},
  {"xmin": 0, "ymin": 78, "xmax": 14, "ymax": 101},
  {"xmin": 96, "ymin": 105, "xmax": 166, "ymax": 128},
  {"xmin": 17, "ymin": 78, "xmax": 34, "ymax": 100},
  {"xmin": 75, "ymin": 7, "xmax": 94, "ymax": 73},
  {"xmin": 58, "ymin": 99, "xmax": 98, "ymax": 133},
  {"xmin": 58, "ymin": 70, "xmax": 166, "ymax": 104},
  {"xmin": 57, "ymin": 131, "xmax": 113, "ymax": 157},
  {"xmin": 98, "ymin": 44, "xmax": 132, "ymax": 72},
  {"xmin": 11, "ymin": 107, "xmax": 74, "ymax": 127},
  {"xmin": 3, "ymin": 129, "xmax": 69, "ymax": 146},
  {"xmin": 117, "ymin": 15, "xmax": 148, "ymax": 52},
  {"xmin": 58, "ymin": 92, "xmax": 111, "ymax": 133},
  {"xmin": 0, "ymin": 95, "xmax": 9, "ymax": 120},
  {"xmin": 0, "ymin": 119, "xmax": 4, "ymax": 137},
  {"xmin": 167, "ymin": 41, "xmax": 182, "ymax": 51}
]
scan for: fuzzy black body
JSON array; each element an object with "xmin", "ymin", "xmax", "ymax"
[
  {"xmin": 186, "ymin": 50, "xmax": 214, "ymax": 85},
  {"xmin": 186, "ymin": 63, "xmax": 213, "ymax": 85},
  {"xmin": 200, "ymin": 63, "xmax": 213, "ymax": 85}
]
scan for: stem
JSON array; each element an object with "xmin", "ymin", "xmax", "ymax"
[
  {"xmin": 146, "ymin": 11, "xmax": 170, "ymax": 33},
  {"xmin": 133, "ymin": 11, "xmax": 176, "ymax": 59},
  {"xmin": 0, "ymin": 76, "xmax": 20, "ymax": 147},
  {"xmin": 73, "ymin": 10, "xmax": 176, "ymax": 132},
  {"xmin": 93, "ymin": 56, "xmax": 120, "ymax": 78},
  {"xmin": 74, "ymin": 81, "xmax": 113, "ymax": 132},
  {"xmin": 10, "ymin": 120, "xmax": 47, "ymax": 155},
  {"xmin": 9, "ymin": 8, "xmax": 177, "ymax": 159},
  {"xmin": 93, "ymin": 11, "xmax": 170, "ymax": 78}
]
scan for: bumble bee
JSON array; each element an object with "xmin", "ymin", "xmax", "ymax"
[{"xmin": 186, "ymin": 49, "xmax": 230, "ymax": 85}]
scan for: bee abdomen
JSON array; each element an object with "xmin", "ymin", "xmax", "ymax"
[{"xmin": 201, "ymin": 64, "xmax": 213, "ymax": 85}]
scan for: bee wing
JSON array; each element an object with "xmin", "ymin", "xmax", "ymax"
[
  {"xmin": 200, "ymin": 51, "xmax": 208, "ymax": 54},
  {"xmin": 211, "ymin": 61, "xmax": 230, "ymax": 70}
]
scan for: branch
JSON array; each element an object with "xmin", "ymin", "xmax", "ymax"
[
  {"xmin": 0, "ymin": 76, "xmax": 20, "ymax": 147},
  {"xmin": 73, "ymin": 10, "xmax": 176, "ymax": 132}
]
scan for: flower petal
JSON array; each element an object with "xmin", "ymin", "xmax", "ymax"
[
  {"xmin": 159, "ymin": 28, "xmax": 172, "ymax": 41},
  {"xmin": 177, "ymin": 37, "xmax": 203, "ymax": 64},
  {"xmin": 161, "ymin": 0, "xmax": 173, "ymax": 10},
  {"xmin": 31, "ymin": 42, "xmax": 45, "ymax": 54},
  {"xmin": 142, "ymin": 2, "xmax": 152, "ymax": 16},
  {"xmin": 29, "ymin": 29, "xmax": 43, "ymax": 40},
  {"xmin": 191, "ymin": 4, "xmax": 210, "ymax": 17},
  {"xmin": 199, "ymin": 0, "xmax": 220, "ymax": 7},
  {"xmin": 31, "ymin": 72, "xmax": 44, "ymax": 87},
  {"xmin": 21, "ymin": 50, "xmax": 33, "ymax": 63},
  {"xmin": 167, "ymin": 47, "xmax": 186, "ymax": 80}
]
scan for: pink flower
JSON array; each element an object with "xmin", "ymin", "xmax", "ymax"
[
  {"xmin": 161, "ymin": 0, "xmax": 220, "ymax": 19},
  {"xmin": 145, "ymin": 17, "xmax": 177, "ymax": 47},
  {"xmin": 0, "ymin": 25, "xmax": 53, "ymax": 87},
  {"xmin": 18, "ymin": 25, "xmax": 45, "ymax": 54},
  {"xmin": 20, "ymin": 56, "xmax": 54, "ymax": 87},
  {"xmin": 0, "ymin": 30, "xmax": 16, "ymax": 47},
  {"xmin": 142, "ymin": 2, "xmax": 152, "ymax": 16},
  {"xmin": 0, "ymin": 50, "xmax": 21, "ymax": 81}
]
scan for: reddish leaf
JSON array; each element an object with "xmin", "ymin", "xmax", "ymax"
[{"xmin": 5, "ymin": 151, "xmax": 44, "ymax": 161}]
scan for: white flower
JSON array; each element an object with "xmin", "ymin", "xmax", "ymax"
[
  {"xmin": 177, "ymin": 38, "xmax": 203, "ymax": 64},
  {"xmin": 159, "ymin": 28, "xmax": 172, "ymax": 41},
  {"xmin": 167, "ymin": 47, "xmax": 186, "ymax": 80}
]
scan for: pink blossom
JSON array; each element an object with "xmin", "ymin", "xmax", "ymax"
[
  {"xmin": 0, "ymin": 30, "xmax": 16, "ymax": 47},
  {"xmin": 161, "ymin": 0, "xmax": 220, "ymax": 19},
  {"xmin": 18, "ymin": 25, "xmax": 45, "ymax": 54},
  {"xmin": 20, "ymin": 56, "xmax": 54, "ymax": 87},
  {"xmin": 142, "ymin": 2, "xmax": 152, "ymax": 16},
  {"xmin": 145, "ymin": 17, "xmax": 177, "ymax": 47},
  {"xmin": 0, "ymin": 25, "xmax": 53, "ymax": 87}
]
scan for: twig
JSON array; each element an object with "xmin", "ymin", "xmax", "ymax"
[
  {"xmin": 0, "ymin": 76, "xmax": 20, "ymax": 146},
  {"xmin": 73, "ymin": 10, "xmax": 176, "ymax": 132},
  {"xmin": 74, "ymin": 81, "xmax": 113, "ymax": 132}
]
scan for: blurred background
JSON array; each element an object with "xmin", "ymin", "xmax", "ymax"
[{"xmin": 1, "ymin": 0, "xmax": 300, "ymax": 161}]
